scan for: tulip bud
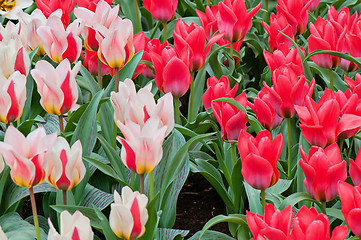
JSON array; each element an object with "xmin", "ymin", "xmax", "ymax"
[
  {"xmin": 143, "ymin": 0, "xmax": 178, "ymax": 22},
  {"xmin": 110, "ymin": 187, "xmax": 148, "ymax": 240}
]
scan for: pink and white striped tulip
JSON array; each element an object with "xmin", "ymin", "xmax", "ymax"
[
  {"xmin": 110, "ymin": 187, "xmax": 148, "ymax": 240},
  {"xmin": 0, "ymin": 126, "xmax": 57, "ymax": 188},
  {"xmin": 0, "ymin": 71, "xmax": 26, "ymax": 124},
  {"xmin": 117, "ymin": 118, "xmax": 167, "ymax": 174},
  {"xmin": 45, "ymin": 137, "xmax": 85, "ymax": 191},
  {"xmin": 95, "ymin": 17, "xmax": 135, "ymax": 68},
  {"xmin": 31, "ymin": 59, "xmax": 81, "ymax": 116},
  {"xmin": 48, "ymin": 210, "xmax": 94, "ymax": 240},
  {"xmin": 37, "ymin": 12, "xmax": 83, "ymax": 63}
]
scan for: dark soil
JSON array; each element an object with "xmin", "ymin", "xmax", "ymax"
[{"xmin": 173, "ymin": 173, "xmax": 230, "ymax": 238}]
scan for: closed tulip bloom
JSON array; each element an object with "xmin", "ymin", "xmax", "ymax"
[
  {"xmin": 196, "ymin": 5, "xmax": 219, "ymax": 40},
  {"xmin": 35, "ymin": 0, "xmax": 76, "ymax": 27},
  {"xmin": 349, "ymin": 148, "xmax": 361, "ymax": 186},
  {"xmin": 247, "ymin": 204, "xmax": 292, "ymax": 240},
  {"xmin": 117, "ymin": 118, "xmax": 167, "ymax": 174},
  {"xmin": 0, "ymin": 72, "xmax": 26, "ymax": 124},
  {"xmin": 212, "ymin": 92, "xmax": 248, "ymax": 141},
  {"xmin": 45, "ymin": 137, "xmax": 85, "ymax": 191},
  {"xmin": 110, "ymin": 187, "xmax": 148, "ymax": 240},
  {"xmin": 262, "ymin": 14, "xmax": 295, "ymax": 52},
  {"xmin": 290, "ymin": 205, "xmax": 348, "ymax": 240},
  {"xmin": 76, "ymin": 0, "xmax": 112, "ymax": 12},
  {"xmin": 48, "ymin": 210, "xmax": 94, "ymax": 240},
  {"xmin": 338, "ymin": 181, "xmax": 361, "ymax": 238},
  {"xmin": 31, "ymin": 59, "xmax": 81, "ymax": 116},
  {"xmin": 143, "ymin": 0, "xmax": 178, "ymax": 22},
  {"xmin": 202, "ymin": 75, "xmax": 238, "ymax": 111},
  {"xmin": 238, "ymin": 130, "xmax": 283, "ymax": 190},
  {"xmin": 0, "ymin": 126, "xmax": 57, "ymax": 188},
  {"xmin": 249, "ymin": 88, "xmax": 282, "ymax": 131},
  {"xmin": 0, "ymin": 0, "xmax": 32, "ymax": 20},
  {"xmin": 327, "ymin": 6, "xmax": 356, "ymax": 37},
  {"xmin": 150, "ymin": 46, "xmax": 191, "ymax": 98},
  {"xmin": 299, "ymin": 143, "xmax": 347, "ymax": 202}
]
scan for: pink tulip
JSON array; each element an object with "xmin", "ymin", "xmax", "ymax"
[
  {"xmin": 327, "ymin": 6, "xmax": 357, "ymax": 38},
  {"xmin": 48, "ymin": 210, "xmax": 94, "ymax": 240},
  {"xmin": 0, "ymin": 126, "xmax": 57, "ymax": 188},
  {"xmin": 83, "ymin": 48, "xmax": 114, "ymax": 76},
  {"xmin": 31, "ymin": 59, "xmax": 81, "ymax": 116},
  {"xmin": 345, "ymin": 73, "xmax": 361, "ymax": 97},
  {"xmin": 338, "ymin": 181, "xmax": 361, "ymax": 238},
  {"xmin": 0, "ymin": 0, "xmax": 32, "ymax": 19},
  {"xmin": 290, "ymin": 205, "xmax": 348, "ymax": 240},
  {"xmin": 217, "ymin": 0, "xmax": 261, "ymax": 43},
  {"xmin": 45, "ymin": 137, "xmax": 85, "ymax": 191},
  {"xmin": 143, "ymin": 0, "xmax": 178, "ymax": 22},
  {"xmin": 76, "ymin": 0, "xmax": 112, "ymax": 12},
  {"xmin": 349, "ymin": 148, "xmax": 361, "ymax": 186},
  {"xmin": 0, "ymin": 71, "xmax": 26, "ymax": 124},
  {"xmin": 35, "ymin": 0, "xmax": 76, "ymax": 27},
  {"xmin": 299, "ymin": 143, "xmax": 347, "ymax": 202},
  {"xmin": 196, "ymin": 5, "xmax": 219, "ymax": 40},
  {"xmin": 212, "ymin": 92, "xmax": 248, "ymax": 141},
  {"xmin": 238, "ymin": 130, "xmax": 283, "ymax": 190},
  {"xmin": 37, "ymin": 13, "xmax": 82, "ymax": 63},
  {"xmin": 95, "ymin": 17, "xmax": 135, "ymax": 69},
  {"xmin": 110, "ymin": 187, "xmax": 148, "ymax": 240},
  {"xmin": 305, "ymin": 0, "xmax": 320, "ymax": 12},
  {"xmin": 247, "ymin": 204, "xmax": 292, "ymax": 240}
]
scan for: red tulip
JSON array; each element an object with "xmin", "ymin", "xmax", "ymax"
[
  {"xmin": 349, "ymin": 148, "xmax": 361, "ymax": 186},
  {"xmin": 305, "ymin": 0, "xmax": 320, "ymax": 12},
  {"xmin": 217, "ymin": 0, "xmax": 261, "ymax": 43},
  {"xmin": 150, "ymin": 46, "xmax": 191, "ymax": 98},
  {"xmin": 212, "ymin": 92, "xmax": 248, "ymax": 141},
  {"xmin": 83, "ymin": 49, "xmax": 114, "ymax": 77},
  {"xmin": 327, "ymin": 6, "xmax": 357, "ymax": 37},
  {"xmin": 249, "ymin": 88, "xmax": 282, "ymax": 131},
  {"xmin": 143, "ymin": 0, "xmax": 178, "ymax": 22},
  {"xmin": 290, "ymin": 205, "xmax": 348, "ymax": 240},
  {"xmin": 345, "ymin": 73, "xmax": 361, "ymax": 97},
  {"xmin": 247, "ymin": 204, "xmax": 292, "ymax": 240},
  {"xmin": 76, "ymin": 0, "xmax": 112, "ymax": 12},
  {"xmin": 264, "ymin": 68, "xmax": 315, "ymax": 118},
  {"xmin": 262, "ymin": 14, "xmax": 294, "ymax": 52},
  {"xmin": 238, "ymin": 130, "xmax": 283, "ymax": 190},
  {"xmin": 276, "ymin": 0, "xmax": 312, "ymax": 35},
  {"xmin": 173, "ymin": 19, "xmax": 223, "ymax": 72},
  {"xmin": 196, "ymin": 5, "xmax": 219, "ymax": 40},
  {"xmin": 35, "ymin": 0, "xmax": 76, "ymax": 27},
  {"xmin": 202, "ymin": 75, "xmax": 238, "ymax": 111},
  {"xmin": 338, "ymin": 181, "xmax": 361, "ymax": 238},
  {"xmin": 299, "ymin": 143, "xmax": 347, "ymax": 202}
]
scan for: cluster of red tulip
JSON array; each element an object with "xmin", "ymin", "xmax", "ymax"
[{"xmin": 0, "ymin": 0, "xmax": 361, "ymax": 239}]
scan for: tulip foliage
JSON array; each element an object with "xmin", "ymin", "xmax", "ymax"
[{"xmin": 1, "ymin": 0, "xmax": 361, "ymax": 239}]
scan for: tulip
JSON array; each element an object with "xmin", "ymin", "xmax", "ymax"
[
  {"xmin": 327, "ymin": 6, "xmax": 357, "ymax": 38},
  {"xmin": 345, "ymin": 73, "xmax": 361, "ymax": 97},
  {"xmin": 216, "ymin": 0, "xmax": 261, "ymax": 43},
  {"xmin": 0, "ymin": 21, "xmax": 20, "ymax": 42},
  {"xmin": 290, "ymin": 205, "xmax": 348, "ymax": 240},
  {"xmin": 109, "ymin": 187, "xmax": 148, "ymax": 240},
  {"xmin": 143, "ymin": 0, "xmax": 178, "ymax": 22},
  {"xmin": 299, "ymin": 143, "xmax": 347, "ymax": 202},
  {"xmin": 150, "ymin": 46, "xmax": 191, "ymax": 98},
  {"xmin": 264, "ymin": 68, "xmax": 315, "ymax": 119},
  {"xmin": 0, "ymin": 0, "xmax": 32, "ymax": 20},
  {"xmin": 83, "ymin": 49, "xmax": 114, "ymax": 77},
  {"xmin": 249, "ymin": 88, "xmax": 282, "ymax": 131},
  {"xmin": 76, "ymin": 0, "xmax": 112, "ymax": 12},
  {"xmin": 45, "ymin": 137, "xmax": 85, "ymax": 191},
  {"xmin": 338, "ymin": 181, "xmax": 361, "ymax": 238},
  {"xmin": 48, "ymin": 210, "xmax": 94, "ymax": 240},
  {"xmin": 276, "ymin": 0, "xmax": 312, "ymax": 35},
  {"xmin": 349, "ymin": 148, "xmax": 361, "ymax": 186},
  {"xmin": 238, "ymin": 130, "xmax": 283, "ymax": 190},
  {"xmin": 306, "ymin": 0, "xmax": 320, "ymax": 12},
  {"xmin": 247, "ymin": 204, "xmax": 292, "ymax": 240},
  {"xmin": 202, "ymin": 75, "xmax": 238, "ymax": 111},
  {"xmin": 0, "ymin": 71, "xmax": 26, "ymax": 124},
  {"xmin": 0, "ymin": 126, "xmax": 56, "ymax": 188},
  {"xmin": 117, "ymin": 118, "xmax": 167, "ymax": 174},
  {"xmin": 111, "ymin": 79, "xmax": 174, "ymax": 137},
  {"xmin": 173, "ymin": 19, "xmax": 223, "ymax": 72},
  {"xmin": 196, "ymin": 5, "xmax": 219, "ymax": 40},
  {"xmin": 35, "ymin": 0, "xmax": 76, "ymax": 27},
  {"xmin": 31, "ymin": 59, "xmax": 81, "ymax": 116},
  {"xmin": 262, "ymin": 14, "xmax": 295, "ymax": 52}
]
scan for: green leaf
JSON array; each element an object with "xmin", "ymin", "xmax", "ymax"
[
  {"xmin": 326, "ymin": 208, "xmax": 345, "ymax": 222},
  {"xmin": 188, "ymin": 230, "xmax": 235, "ymax": 240},
  {"xmin": 279, "ymin": 192, "xmax": 323, "ymax": 211},
  {"xmin": 138, "ymin": 193, "xmax": 160, "ymax": 240},
  {"xmin": 79, "ymin": 64, "xmax": 100, "ymax": 95},
  {"xmin": 157, "ymin": 228, "xmax": 189, "ymax": 240},
  {"xmin": 244, "ymin": 181, "xmax": 262, "ymax": 215},
  {"xmin": 267, "ymin": 179, "xmax": 293, "ymax": 194},
  {"xmin": 308, "ymin": 62, "xmax": 347, "ymax": 92},
  {"xmin": 79, "ymin": 184, "xmax": 114, "ymax": 211},
  {"xmin": 93, "ymin": 205, "xmax": 118, "ymax": 240}
]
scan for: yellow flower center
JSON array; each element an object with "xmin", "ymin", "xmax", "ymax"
[{"xmin": 0, "ymin": 0, "xmax": 16, "ymax": 11}]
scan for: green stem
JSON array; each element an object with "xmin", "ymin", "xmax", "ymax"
[
  {"xmin": 140, "ymin": 174, "xmax": 145, "ymax": 194},
  {"xmin": 188, "ymin": 71, "xmax": 195, "ymax": 122},
  {"xmin": 150, "ymin": 21, "xmax": 161, "ymax": 39},
  {"xmin": 131, "ymin": 171, "xmax": 135, "ymax": 189},
  {"xmin": 207, "ymin": 0, "xmax": 210, "ymax": 5},
  {"xmin": 112, "ymin": 121, "xmax": 117, "ymax": 150},
  {"xmin": 329, "ymin": 68, "xmax": 334, "ymax": 91},
  {"xmin": 230, "ymin": 42, "xmax": 234, "ymax": 58},
  {"xmin": 63, "ymin": 190, "xmax": 67, "ymax": 205},
  {"xmin": 149, "ymin": 171, "xmax": 154, "ymax": 200},
  {"xmin": 97, "ymin": 57, "xmax": 102, "ymax": 88},
  {"xmin": 231, "ymin": 143, "xmax": 237, "ymax": 165},
  {"xmin": 114, "ymin": 67, "xmax": 119, "ymax": 92},
  {"xmin": 29, "ymin": 187, "xmax": 41, "ymax": 240},
  {"xmin": 133, "ymin": 0, "xmax": 141, "ymax": 32},
  {"xmin": 265, "ymin": 0, "xmax": 269, "ymax": 21},
  {"xmin": 339, "ymin": 138, "xmax": 344, "ymax": 154},
  {"xmin": 287, "ymin": 118, "xmax": 292, "ymax": 180},
  {"xmin": 321, "ymin": 201, "xmax": 326, "ymax": 214},
  {"xmin": 174, "ymin": 98, "xmax": 181, "ymax": 124},
  {"xmin": 58, "ymin": 115, "xmax": 64, "ymax": 134},
  {"xmin": 163, "ymin": 21, "xmax": 167, "ymax": 42},
  {"xmin": 261, "ymin": 189, "xmax": 266, "ymax": 213}
]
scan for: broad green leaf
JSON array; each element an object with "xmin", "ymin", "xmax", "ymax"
[
  {"xmin": 279, "ymin": 192, "xmax": 323, "ymax": 211},
  {"xmin": 308, "ymin": 62, "xmax": 347, "ymax": 92},
  {"xmin": 326, "ymin": 208, "xmax": 345, "ymax": 222},
  {"xmin": 79, "ymin": 64, "xmax": 100, "ymax": 95},
  {"xmin": 157, "ymin": 228, "xmax": 189, "ymax": 240},
  {"xmin": 79, "ymin": 184, "xmax": 113, "ymax": 211},
  {"xmin": 267, "ymin": 179, "xmax": 293, "ymax": 194},
  {"xmin": 188, "ymin": 230, "xmax": 235, "ymax": 240},
  {"xmin": 93, "ymin": 206, "xmax": 118, "ymax": 240},
  {"xmin": 244, "ymin": 181, "xmax": 262, "ymax": 215}
]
